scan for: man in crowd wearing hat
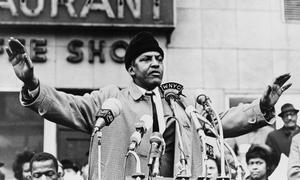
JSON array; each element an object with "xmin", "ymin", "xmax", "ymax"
[
  {"xmin": 266, "ymin": 103, "xmax": 300, "ymax": 168},
  {"xmin": 6, "ymin": 32, "xmax": 291, "ymax": 179}
]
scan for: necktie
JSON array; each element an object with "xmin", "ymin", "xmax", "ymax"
[
  {"xmin": 145, "ymin": 91, "xmax": 159, "ymax": 132},
  {"xmin": 160, "ymin": 117, "xmax": 176, "ymax": 177}
]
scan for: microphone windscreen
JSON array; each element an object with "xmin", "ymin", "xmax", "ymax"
[
  {"xmin": 196, "ymin": 94, "xmax": 207, "ymax": 105},
  {"xmin": 140, "ymin": 114, "xmax": 152, "ymax": 131},
  {"xmin": 102, "ymin": 98, "xmax": 122, "ymax": 117},
  {"xmin": 149, "ymin": 132, "xmax": 163, "ymax": 144}
]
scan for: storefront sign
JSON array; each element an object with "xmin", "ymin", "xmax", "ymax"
[
  {"xmin": 0, "ymin": 38, "xmax": 128, "ymax": 64},
  {"xmin": 0, "ymin": 0, "xmax": 174, "ymax": 28}
]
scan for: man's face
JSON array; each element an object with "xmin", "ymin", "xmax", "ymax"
[
  {"xmin": 22, "ymin": 162, "xmax": 31, "ymax": 180},
  {"xmin": 247, "ymin": 158, "xmax": 267, "ymax": 180},
  {"xmin": 282, "ymin": 111, "xmax": 298, "ymax": 128},
  {"xmin": 129, "ymin": 51, "xmax": 164, "ymax": 90},
  {"xmin": 31, "ymin": 160, "xmax": 58, "ymax": 180}
]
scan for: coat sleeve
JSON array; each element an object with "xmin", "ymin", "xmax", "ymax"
[
  {"xmin": 220, "ymin": 99, "xmax": 275, "ymax": 137},
  {"xmin": 19, "ymin": 83, "xmax": 120, "ymax": 134},
  {"xmin": 288, "ymin": 134, "xmax": 300, "ymax": 180}
]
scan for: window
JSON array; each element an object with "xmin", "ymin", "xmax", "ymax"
[
  {"xmin": 283, "ymin": 0, "xmax": 300, "ymax": 23},
  {"xmin": 0, "ymin": 92, "xmax": 43, "ymax": 179},
  {"xmin": 56, "ymin": 88, "xmax": 94, "ymax": 167}
]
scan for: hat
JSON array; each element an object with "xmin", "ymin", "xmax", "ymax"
[
  {"xmin": 278, "ymin": 103, "xmax": 299, "ymax": 117},
  {"xmin": 124, "ymin": 32, "xmax": 164, "ymax": 70}
]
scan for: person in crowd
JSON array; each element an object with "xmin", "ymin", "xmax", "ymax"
[
  {"xmin": 6, "ymin": 32, "xmax": 291, "ymax": 179},
  {"xmin": 206, "ymin": 157, "xmax": 220, "ymax": 180},
  {"xmin": 60, "ymin": 159, "xmax": 83, "ymax": 180},
  {"xmin": 12, "ymin": 150, "xmax": 35, "ymax": 180},
  {"xmin": 266, "ymin": 103, "xmax": 300, "ymax": 168},
  {"xmin": 81, "ymin": 162, "xmax": 88, "ymax": 180},
  {"xmin": 0, "ymin": 162, "xmax": 5, "ymax": 180},
  {"xmin": 57, "ymin": 160, "xmax": 64, "ymax": 180},
  {"xmin": 30, "ymin": 152, "xmax": 58, "ymax": 180},
  {"xmin": 245, "ymin": 144, "xmax": 274, "ymax": 180},
  {"xmin": 287, "ymin": 132, "xmax": 300, "ymax": 180}
]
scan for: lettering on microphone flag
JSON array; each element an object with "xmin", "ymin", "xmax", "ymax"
[
  {"xmin": 95, "ymin": 109, "xmax": 114, "ymax": 126},
  {"xmin": 160, "ymin": 82, "xmax": 185, "ymax": 98}
]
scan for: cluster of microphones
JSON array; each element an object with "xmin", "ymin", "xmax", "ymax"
[{"xmin": 92, "ymin": 94, "xmax": 245, "ymax": 180}]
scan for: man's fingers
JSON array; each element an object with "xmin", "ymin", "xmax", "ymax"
[
  {"xmin": 23, "ymin": 54, "xmax": 33, "ymax": 69},
  {"xmin": 8, "ymin": 37, "xmax": 25, "ymax": 55},
  {"xmin": 281, "ymin": 83, "xmax": 292, "ymax": 92},
  {"xmin": 273, "ymin": 73, "xmax": 291, "ymax": 86},
  {"xmin": 265, "ymin": 85, "xmax": 272, "ymax": 97},
  {"xmin": 5, "ymin": 48, "xmax": 14, "ymax": 61}
]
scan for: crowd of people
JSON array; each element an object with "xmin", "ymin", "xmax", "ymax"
[
  {"xmin": 3, "ymin": 31, "xmax": 300, "ymax": 180},
  {"xmin": 0, "ymin": 151, "xmax": 88, "ymax": 180}
]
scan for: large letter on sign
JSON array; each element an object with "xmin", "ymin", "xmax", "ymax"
[
  {"xmin": 67, "ymin": 40, "xmax": 84, "ymax": 64},
  {"xmin": 30, "ymin": 39, "xmax": 47, "ymax": 63},
  {"xmin": 80, "ymin": 0, "xmax": 115, "ymax": 18},
  {"xmin": 20, "ymin": 0, "xmax": 45, "ymax": 17},
  {"xmin": 0, "ymin": 0, "xmax": 18, "ymax": 16},
  {"xmin": 51, "ymin": 0, "xmax": 77, "ymax": 17}
]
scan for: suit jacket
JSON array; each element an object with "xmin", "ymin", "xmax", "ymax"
[{"xmin": 20, "ymin": 81, "xmax": 273, "ymax": 180}]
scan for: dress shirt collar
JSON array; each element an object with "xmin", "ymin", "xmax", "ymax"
[
  {"xmin": 129, "ymin": 81, "xmax": 144, "ymax": 101},
  {"xmin": 129, "ymin": 81, "xmax": 161, "ymax": 100}
]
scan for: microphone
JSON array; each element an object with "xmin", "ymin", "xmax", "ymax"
[
  {"xmin": 128, "ymin": 115, "xmax": 152, "ymax": 151},
  {"xmin": 196, "ymin": 94, "xmax": 228, "ymax": 178},
  {"xmin": 196, "ymin": 94, "xmax": 210, "ymax": 106},
  {"xmin": 148, "ymin": 132, "xmax": 165, "ymax": 177},
  {"xmin": 92, "ymin": 98, "xmax": 122, "ymax": 136}
]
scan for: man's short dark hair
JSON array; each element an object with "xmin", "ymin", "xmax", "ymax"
[
  {"xmin": 30, "ymin": 152, "xmax": 58, "ymax": 172},
  {"xmin": 60, "ymin": 159, "xmax": 79, "ymax": 172},
  {"xmin": 246, "ymin": 144, "xmax": 274, "ymax": 176},
  {"xmin": 12, "ymin": 150, "xmax": 35, "ymax": 180}
]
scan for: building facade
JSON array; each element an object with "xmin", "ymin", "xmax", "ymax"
[{"xmin": 1, "ymin": 0, "xmax": 300, "ymax": 179}]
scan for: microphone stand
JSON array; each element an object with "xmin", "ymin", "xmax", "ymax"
[
  {"xmin": 91, "ymin": 128, "xmax": 103, "ymax": 180},
  {"xmin": 198, "ymin": 96, "xmax": 229, "ymax": 180},
  {"xmin": 125, "ymin": 121, "xmax": 148, "ymax": 180},
  {"xmin": 185, "ymin": 107, "xmax": 208, "ymax": 180},
  {"xmin": 202, "ymin": 120, "xmax": 244, "ymax": 180},
  {"xmin": 166, "ymin": 95, "xmax": 190, "ymax": 180},
  {"xmin": 125, "ymin": 150, "xmax": 145, "ymax": 180}
]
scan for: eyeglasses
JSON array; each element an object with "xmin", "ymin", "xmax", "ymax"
[{"xmin": 32, "ymin": 170, "xmax": 56, "ymax": 178}]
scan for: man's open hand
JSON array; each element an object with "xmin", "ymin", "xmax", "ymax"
[
  {"xmin": 6, "ymin": 37, "xmax": 38, "ymax": 90},
  {"xmin": 261, "ymin": 73, "xmax": 292, "ymax": 109}
]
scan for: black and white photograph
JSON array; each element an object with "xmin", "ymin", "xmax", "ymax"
[{"xmin": 0, "ymin": 0, "xmax": 299, "ymax": 180}]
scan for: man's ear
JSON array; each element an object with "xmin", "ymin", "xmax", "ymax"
[{"xmin": 128, "ymin": 66, "xmax": 135, "ymax": 76}]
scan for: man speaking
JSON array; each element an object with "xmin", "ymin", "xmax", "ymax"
[{"xmin": 6, "ymin": 32, "xmax": 291, "ymax": 179}]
